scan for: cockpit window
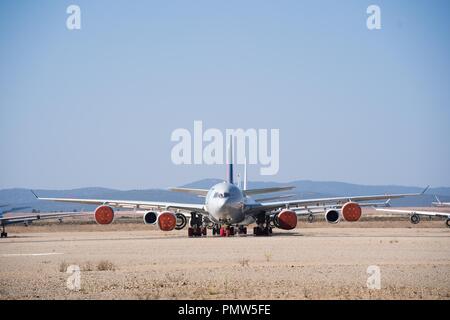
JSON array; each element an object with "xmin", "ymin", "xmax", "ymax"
[{"xmin": 213, "ymin": 192, "xmax": 230, "ymax": 198}]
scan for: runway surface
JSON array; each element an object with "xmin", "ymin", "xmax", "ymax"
[{"xmin": 0, "ymin": 226, "xmax": 449, "ymax": 299}]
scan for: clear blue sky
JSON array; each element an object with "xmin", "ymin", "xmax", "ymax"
[{"xmin": 1, "ymin": 0, "xmax": 449, "ymax": 190}]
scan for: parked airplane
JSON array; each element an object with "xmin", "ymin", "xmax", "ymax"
[
  {"xmin": 375, "ymin": 208, "xmax": 450, "ymax": 227},
  {"xmin": 432, "ymin": 196, "xmax": 450, "ymax": 207},
  {"xmin": 0, "ymin": 205, "xmax": 29, "ymax": 213},
  {"xmin": 33, "ymin": 143, "xmax": 429, "ymax": 237},
  {"xmin": 0, "ymin": 210, "xmax": 86, "ymax": 238}
]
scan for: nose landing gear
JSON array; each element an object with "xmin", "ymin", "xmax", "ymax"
[
  {"xmin": 212, "ymin": 225, "xmax": 247, "ymax": 237},
  {"xmin": 218, "ymin": 226, "xmax": 234, "ymax": 237}
]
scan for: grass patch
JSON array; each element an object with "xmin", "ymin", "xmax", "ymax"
[
  {"xmin": 81, "ymin": 261, "xmax": 94, "ymax": 271},
  {"xmin": 59, "ymin": 261, "xmax": 69, "ymax": 272},
  {"xmin": 97, "ymin": 260, "xmax": 116, "ymax": 271},
  {"xmin": 239, "ymin": 258, "xmax": 250, "ymax": 267},
  {"xmin": 264, "ymin": 252, "xmax": 272, "ymax": 262}
]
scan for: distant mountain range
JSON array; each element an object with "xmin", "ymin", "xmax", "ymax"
[{"xmin": 1, "ymin": 179, "xmax": 449, "ymax": 213}]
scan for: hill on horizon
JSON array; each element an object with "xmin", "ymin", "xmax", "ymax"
[{"xmin": 1, "ymin": 180, "xmax": 449, "ymax": 213}]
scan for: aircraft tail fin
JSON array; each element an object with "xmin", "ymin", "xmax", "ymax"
[
  {"xmin": 435, "ymin": 195, "xmax": 441, "ymax": 204},
  {"xmin": 385, "ymin": 199, "xmax": 391, "ymax": 207},
  {"xmin": 243, "ymin": 157, "xmax": 248, "ymax": 191},
  {"xmin": 227, "ymin": 136, "xmax": 234, "ymax": 184}
]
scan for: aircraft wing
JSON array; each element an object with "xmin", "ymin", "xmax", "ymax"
[
  {"xmin": 32, "ymin": 192, "xmax": 205, "ymax": 213},
  {"xmin": 374, "ymin": 208, "xmax": 450, "ymax": 218},
  {"xmin": 252, "ymin": 186, "xmax": 429, "ymax": 213},
  {"xmin": 293, "ymin": 200, "xmax": 391, "ymax": 216}
]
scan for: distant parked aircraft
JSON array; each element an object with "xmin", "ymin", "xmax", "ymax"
[
  {"xmin": 432, "ymin": 196, "xmax": 450, "ymax": 207},
  {"xmin": 0, "ymin": 207, "xmax": 86, "ymax": 238},
  {"xmin": 375, "ymin": 208, "xmax": 450, "ymax": 228}
]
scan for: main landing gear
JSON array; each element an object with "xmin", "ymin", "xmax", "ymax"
[
  {"xmin": 238, "ymin": 226, "xmax": 247, "ymax": 235},
  {"xmin": 253, "ymin": 214, "xmax": 272, "ymax": 236},
  {"xmin": 1, "ymin": 224, "xmax": 7, "ymax": 238},
  {"xmin": 186, "ymin": 212, "xmax": 266, "ymax": 238},
  {"xmin": 187, "ymin": 212, "xmax": 207, "ymax": 237}
]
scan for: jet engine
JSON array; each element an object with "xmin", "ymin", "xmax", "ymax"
[
  {"xmin": 94, "ymin": 205, "xmax": 115, "ymax": 225},
  {"xmin": 175, "ymin": 213, "xmax": 187, "ymax": 230},
  {"xmin": 273, "ymin": 210, "xmax": 297, "ymax": 230},
  {"xmin": 410, "ymin": 213, "xmax": 420, "ymax": 224},
  {"xmin": 341, "ymin": 202, "xmax": 362, "ymax": 222},
  {"xmin": 143, "ymin": 211, "xmax": 158, "ymax": 224},
  {"xmin": 143, "ymin": 211, "xmax": 177, "ymax": 231},
  {"xmin": 325, "ymin": 209, "xmax": 340, "ymax": 224}
]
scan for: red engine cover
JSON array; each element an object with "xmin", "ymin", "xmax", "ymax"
[
  {"xmin": 277, "ymin": 210, "xmax": 298, "ymax": 230},
  {"xmin": 94, "ymin": 205, "xmax": 114, "ymax": 225},
  {"xmin": 341, "ymin": 202, "xmax": 362, "ymax": 222},
  {"xmin": 158, "ymin": 211, "xmax": 177, "ymax": 231}
]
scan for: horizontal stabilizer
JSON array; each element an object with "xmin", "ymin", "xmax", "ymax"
[
  {"xmin": 168, "ymin": 188, "xmax": 210, "ymax": 197},
  {"xmin": 255, "ymin": 194, "xmax": 295, "ymax": 202},
  {"xmin": 244, "ymin": 186, "xmax": 295, "ymax": 196}
]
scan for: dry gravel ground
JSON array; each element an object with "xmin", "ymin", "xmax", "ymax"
[{"xmin": 0, "ymin": 219, "xmax": 449, "ymax": 300}]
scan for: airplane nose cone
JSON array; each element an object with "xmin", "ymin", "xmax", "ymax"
[
  {"xmin": 211, "ymin": 198, "xmax": 234, "ymax": 220},
  {"xmin": 207, "ymin": 190, "xmax": 245, "ymax": 224}
]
